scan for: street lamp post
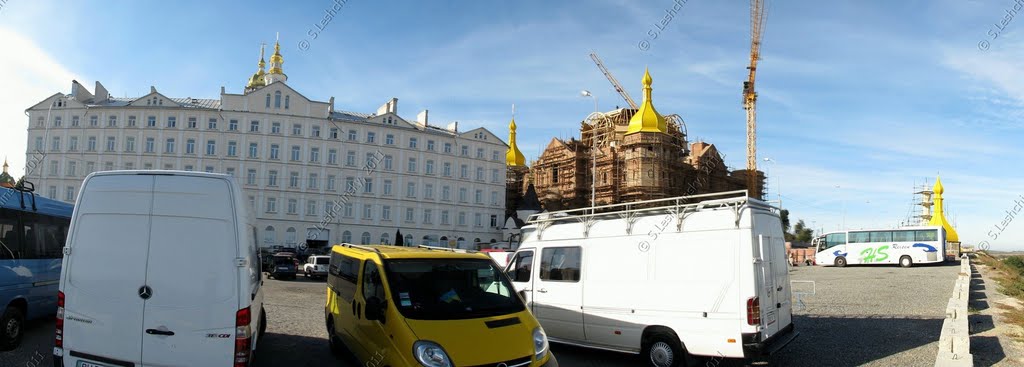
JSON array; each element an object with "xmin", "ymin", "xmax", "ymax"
[
  {"xmin": 762, "ymin": 157, "xmax": 779, "ymax": 206},
  {"xmin": 581, "ymin": 90, "xmax": 598, "ymax": 208}
]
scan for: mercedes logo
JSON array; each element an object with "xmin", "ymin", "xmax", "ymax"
[{"xmin": 139, "ymin": 286, "xmax": 153, "ymax": 300}]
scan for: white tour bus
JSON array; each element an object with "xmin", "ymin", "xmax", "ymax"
[
  {"xmin": 812, "ymin": 226, "xmax": 946, "ymax": 268},
  {"xmin": 55, "ymin": 171, "xmax": 266, "ymax": 367},
  {"xmin": 507, "ymin": 191, "xmax": 797, "ymax": 367}
]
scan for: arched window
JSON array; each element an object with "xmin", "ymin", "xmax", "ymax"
[
  {"xmin": 490, "ymin": 239, "xmax": 497, "ymax": 243},
  {"xmin": 265, "ymin": 94, "xmax": 271, "ymax": 108},
  {"xmin": 285, "ymin": 227, "xmax": 297, "ymax": 245},
  {"xmin": 474, "ymin": 238, "xmax": 481, "ymax": 243},
  {"xmin": 342, "ymin": 230, "xmax": 352, "ymax": 243},
  {"xmin": 274, "ymin": 91, "xmax": 282, "ymax": 108},
  {"xmin": 361, "ymin": 232, "xmax": 371, "ymax": 245},
  {"xmin": 263, "ymin": 226, "xmax": 276, "ymax": 244},
  {"xmin": 404, "ymin": 234, "xmax": 414, "ymax": 246},
  {"xmin": 285, "ymin": 95, "xmax": 290, "ymax": 109},
  {"xmin": 380, "ymin": 233, "xmax": 389, "ymax": 245},
  {"xmin": 440, "ymin": 236, "xmax": 448, "ymax": 241}
]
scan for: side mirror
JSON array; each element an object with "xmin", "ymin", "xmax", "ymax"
[{"xmin": 365, "ymin": 296, "xmax": 386, "ymax": 323}]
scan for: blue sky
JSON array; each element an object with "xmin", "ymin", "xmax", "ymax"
[{"xmin": 1, "ymin": 0, "xmax": 1023, "ymax": 250}]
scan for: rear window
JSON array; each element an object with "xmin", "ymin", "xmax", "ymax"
[
  {"xmin": 273, "ymin": 256, "xmax": 294, "ymax": 265},
  {"xmin": 316, "ymin": 257, "xmax": 329, "ymax": 265}
]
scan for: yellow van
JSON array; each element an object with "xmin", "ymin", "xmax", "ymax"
[{"xmin": 325, "ymin": 244, "xmax": 559, "ymax": 367}]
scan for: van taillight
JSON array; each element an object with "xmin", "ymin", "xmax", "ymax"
[
  {"xmin": 234, "ymin": 307, "xmax": 252, "ymax": 367},
  {"xmin": 746, "ymin": 297, "xmax": 761, "ymax": 326}
]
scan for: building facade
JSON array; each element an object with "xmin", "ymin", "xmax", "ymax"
[
  {"xmin": 23, "ymin": 39, "xmax": 508, "ymax": 250},
  {"xmin": 526, "ymin": 69, "xmax": 759, "ymax": 210}
]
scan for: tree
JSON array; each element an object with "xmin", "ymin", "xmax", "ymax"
[
  {"xmin": 780, "ymin": 209, "xmax": 795, "ymax": 242},
  {"xmin": 394, "ymin": 229, "xmax": 404, "ymax": 247},
  {"xmin": 793, "ymin": 220, "xmax": 815, "ymax": 243}
]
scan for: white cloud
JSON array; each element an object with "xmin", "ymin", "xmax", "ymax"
[{"xmin": 0, "ymin": 27, "xmax": 82, "ymax": 180}]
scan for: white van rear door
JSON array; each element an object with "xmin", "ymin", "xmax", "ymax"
[
  {"xmin": 140, "ymin": 175, "xmax": 238, "ymax": 367},
  {"xmin": 757, "ymin": 234, "xmax": 781, "ymax": 338},
  {"xmin": 63, "ymin": 175, "xmax": 154, "ymax": 366}
]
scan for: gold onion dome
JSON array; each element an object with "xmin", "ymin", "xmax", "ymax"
[
  {"xmin": 246, "ymin": 46, "xmax": 267, "ymax": 89},
  {"xmin": 625, "ymin": 68, "xmax": 667, "ymax": 135},
  {"xmin": 928, "ymin": 177, "xmax": 959, "ymax": 242},
  {"xmin": 268, "ymin": 41, "xmax": 284, "ymax": 75},
  {"xmin": 506, "ymin": 118, "xmax": 526, "ymax": 166}
]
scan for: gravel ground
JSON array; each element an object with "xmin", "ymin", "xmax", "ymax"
[{"xmin": 773, "ymin": 261, "xmax": 961, "ymax": 367}]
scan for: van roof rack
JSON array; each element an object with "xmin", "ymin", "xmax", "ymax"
[
  {"xmin": 525, "ymin": 190, "xmax": 777, "ymax": 239},
  {"xmin": 416, "ymin": 245, "xmax": 476, "ymax": 254},
  {"xmin": 338, "ymin": 243, "xmax": 382, "ymax": 254}
]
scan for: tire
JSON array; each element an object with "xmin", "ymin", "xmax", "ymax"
[
  {"xmin": 0, "ymin": 306, "xmax": 26, "ymax": 351},
  {"xmin": 642, "ymin": 332, "xmax": 689, "ymax": 367},
  {"xmin": 326, "ymin": 316, "xmax": 346, "ymax": 357},
  {"xmin": 835, "ymin": 257, "xmax": 847, "ymax": 267},
  {"xmin": 259, "ymin": 308, "xmax": 267, "ymax": 340},
  {"xmin": 900, "ymin": 256, "xmax": 913, "ymax": 268}
]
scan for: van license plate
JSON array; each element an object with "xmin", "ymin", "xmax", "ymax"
[{"xmin": 79, "ymin": 362, "xmax": 108, "ymax": 367}]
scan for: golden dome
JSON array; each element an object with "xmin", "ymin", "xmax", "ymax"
[
  {"xmin": 246, "ymin": 45, "xmax": 267, "ymax": 89},
  {"xmin": 625, "ymin": 68, "xmax": 667, "ymax": 135},
  {"xmin": 928, "ymin": 177, "xmax": 959, "ymax": 242},
  {"xmin": 268, "ymin": 41, "xmax": 284, "ymax": 75},
  {"xmin": 506, "ymin": 118, "xmax": 526, "ymax": 167}
]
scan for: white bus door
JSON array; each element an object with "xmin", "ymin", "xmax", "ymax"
[
  {"xmin": 530, "ymin": 247, "xmax": 585, "ymax": 341},
  {"xmin": 506, "ymin": 249, "xmax": 536, "ymax": 306}
]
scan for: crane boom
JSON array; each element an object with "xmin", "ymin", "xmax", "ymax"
[
  {"xmin": 589, "ymin": 52, "xmax": 639, "ymax": 110},
  {"xmin": 744, "ymin": 0, "xmax": 767, "ymax": 197}
]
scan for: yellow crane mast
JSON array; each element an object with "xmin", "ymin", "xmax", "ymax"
[
  {"xmin": 744, "ymin": 0, "xmax": 767, "ymax": 198},
  {"xmin": 589, "ymin": 52, "xmax": 639, "ymax": 110}
]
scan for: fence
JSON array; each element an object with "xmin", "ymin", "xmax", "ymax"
[{"xmin": 934, "ymin": 255, "xmax": 973, "ymax": 367}]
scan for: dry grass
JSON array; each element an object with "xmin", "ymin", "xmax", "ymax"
[{"xmin": 979, "ymin": 252, "xmax": 1024, "ymax": 340}]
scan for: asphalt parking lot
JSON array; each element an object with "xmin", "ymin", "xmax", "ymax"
[{"xmin": 2, "ymin": 262, "xmax": 960, "ymax": 367}]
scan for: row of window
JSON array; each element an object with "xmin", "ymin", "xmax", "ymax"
[
  {"xmin": 508, "ymin": 247, "xmax": 582, "ymax": 283},
  {"xmin": 37, "ymin": 117, "xmax": 502, "ymax": 160},
  {"xmin": 251, "ymin": 196, "xmax": 500, "ymax": 227},
  {"xmin": 821, "ymin": 229, "xmax": 940, "ymax": 248}
]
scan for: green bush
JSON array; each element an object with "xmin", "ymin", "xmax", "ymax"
[{"xmin": 1004, "ymin": 256, "xmax": 1024, "ymax": 274}]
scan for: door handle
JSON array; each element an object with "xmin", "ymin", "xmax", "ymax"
[
  {"xmin": 145, "ymin": 329, "xmax": 175, "ymax": 336},
  {"xmin": 537, "ymin": 288, "xmax": 548, "ymax": 293}
]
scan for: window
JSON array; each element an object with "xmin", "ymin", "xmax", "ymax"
[
  {"xmin": 87, "ymin": 137, "xmax": 97, "ymax": 152},
  {"xmin": 183, "ymin": 164, "xmax": 191, "ymax": 171},
  {"xmin": 292, "ymin": 124, "xmax": 302, "ymax": 136},
  {"xmin": 492, "ymin": 150, "xmax": 500, "ymax": 161},
  {"xmin": 147, "ymin": 116, "xmax": 156, "ymax": 127},
  {"xmin": 407, "ymin": 158, "xmax": 417, "ymax": 173},
  {"xmin": 288, "ymin": 199, "xmax": 297, "ymax": 215},
  {"xmin": 289, "ymin": 172, "xmax": 299, "ymax": 188},
  {"xmin": 268, "ymin": 171, "xmax": 278, "ymax": 186},
  {"xmin": 491, "ymin": 191, "xmax": 499, "ymax": 206},
  {"xmin": 475, "ymin": 190, "xmax": 483, "ymax": 204},
  {"xmin": 459, "ymin": 188, "xmax": 467, "ymax": 202},
  {"xmin": 344, "ymin": 203, "xmax": 354, "ymax": 217},
  {"xmin": 365, "ymin": 152, "xmax": 376, "ymax": 166},
  {"xmin": 441, "ymin": 210, "xmax": 450, "ymax": 225},
  {"xmin": 204, "ymin": 166, "xmax": 214, "ymax": 173},
  {"xmin": 915, "ymin": 230, "xmax": 938, "ymax": 242},
  {"xmin": 34, "ymin": 137, "xmax": 43, "ymax": 151},
  {"xmin": 50, "ymin": 137, "xmax": 60, "ymax": 152},
  {"xmin": 425, "ymin": 184, "xmax": 434, "ymax": 199},
  {"xmin": 48, "ymin": 186, "xmax": 56, "ymax": 198},
  {"xmin": 405, "ymin": 208, "xmax": 414, "ymax": 222},
  {"xmin": 443, "ymin": 162, "xmax": 452, "ymax": 177},
  {"xmin": 327, "ymin": 175, "xmax": 336, "ymax": 191},
  {"xmin": 458, "ymin": 212, "xmax": 466, "ymax": 226},
  {"xmin": 104, "ymin": 162, "xmax": 113, "ymax": 171},
  {"xmin": 492, "ymin": 169, "xmax": 499, "ymax": 182},
  {"xmin": 274, "ymin": 91, "xmax": 282, "ymax": 108},
  {"xmin": 271, "ymin": 122, "xmax": 281, "ymax": 134},
  {"xmin": 423, "ymin": 209, "xmax": 433, "ymax": 224},
  {"xmin": 328, "ymin": 149, "xmax": 338, "ymax": 164},
  {"xmin": 366, "ymin": 132, "xmax": 376, "ymax": 143},
  {"xmin": 266, "ymin": 198, "xmax": 277, "ymax": 213},
  {"xmin": 105, "ymin": 137, "xmax": 116, "ymax": 152},
  {"xmin": 384, "ymin": 155, "xmax": 393, "ymax": 171},
  {"xmin": 125, "ymin": 137, "xmax": 135, "ymax": 152},
  {"xmin": 476, "ymin": 167, "xmax": 484, "ymax": 181},
  {"xmin": 346, "ymin": 151, "xmax": 356, "ymax": 166},
  {"xmin": 342, "ymin": 231, "xmax": 353, "ymax": 244},
  {"xmin": 477, "ymin": 148, "xmax": 484, "ymax": 158},
  {"xmin": 72, "ymin": 116, "xmax": 80, "ymax": 127},
  {"xmin": 539, "ymin": 247, "xmax": 582, "ymax": 282},
  {"xmin": 330, "ymin": 128, "xmax": 339, "ymax": 139},
  {"xmin": 69, "ymin": 137, "xmax": 78, "ymax": 152},
  {"xmin": 53, "ymin": 116, "xmax": 62, "ymax": 127},
  {"xmin": 328, "ymin": 251, "xmax": 359, "ymax": 300},
  {"xmin": 309, "ymin": 173, "xmax": 319, "ymax": 189},
  {"xmin": 247, "ymin": 170, "xmax": 257, "ymax": 185},
  {"xmin": 346, "ymin": 177, "xmax": 355, "ymax": 192},
  {"xmin": 285, "ymin": 95, "xmax": 290, "ymax": 109},
  {"xmin": 164, "ymin": 138, "xmax": 176, "ymax": 153},
  {"xmin": 407, "ymin": 183, "xmax": 416, "ymax": 198},
  {"xmin": 229, "ymin": 119, "xmax": 238, "ymax": 131},
  {"xmin": 382, "ymin": 206, "xmax": 391, "ymax": 220},
  {"xmin": 348, "ymin": 130, "xmax": 357, "ymax": 141},
  {"xmin": 250, "ymin": 120, "xmax": 259, "ymax": 132},
  {"xmin": 892, "ymin": 230, "xmax": 914, "ymax": 242},
  {"xmin": 228, "ymin": 141, "xmax": 237, "ymax": 156},
  {"xmin": 444, "ymin": 143, "xmax": 452, "ymax": 153},
  {"xmin": 869, "ymin": 231, "xmax": 892, "ymax": 243},
  {"xmin": 187, "ymin": 117, "xmax": 197, "ymax": 129},
  {"xmin": 425, "ymin": 160, "xmax": 434, "ymax": 175},
  {"xmin": 442, "ymin": 186, "xmax": 451, "ymax": 201},
  {"xmin": 385, "ymin": 134, "xmax": 394, "ymax": 145},
  {"xmin": 409, "ymin": 137, "xmax": 417, "ymax": 149},
  {"xmin": 310, "ymin": 147, "xmax": 320, "ymax": 162},
  {"xmin": 383, "ymin": 180, "xmax": 392, "ymax": 196},
  {"xmin": 490, "ymin": 215, "xmax": 498, "ymax": 228},
  {"xmin": 427, "ymin": 140, "xmax": 435, "ymax": 151},
  {"xmin": 90, "ymin": 116, "xmax": 98, "ymax": 126},
  {"xmin": 461, "ymin": 145, "xmax": 469, "ymax": 156},
  {"xmin": 145, "ymin": 138, "xmax": 155, "ymax": 153},
  {"xmin": 144, "ymin": 163, "xmax": 153, "ymax": 170},
  {"xmin": 361, "ymin": 232, "xmax": 372, "ymax": 245},
  {"xmin": 167, "ymin": 116, "xmax": 176, "ymax": 128},
  {"xmin": 266, "ymin": 94, "xmax": 271, "ymax": 108},
  {"xmin": 208, "ymin": 118, "xmax": 217, "ymax": 130},
  {"xmin": 163, "ymin": 163, "xmax": 173, "ymax": 170},
  {"xmin": 508, "ymin": 251, "xmax": 534, "ymax": 282},
  {"xmin": 307, "ymin": 200, "xmax": 317, "ymax": 216},
  {"xmin": 226, "ymin": 167, "xmax": 235, "ymax": 176},
  {"xmin": 363, "ymin": 205, "xmax": 373, "ymax": 220},
  {"xmin": 460, "ymin": 165, "xmax": 468, "ymax": 179},
  {"xmin": 66, "ymin": 186, "xmax": 75, "ymax": 201},
  {"xmin": 66, "ymin": 161, "xmax": 76, "ymax": 177},
  {"xmin": 204, "ymin": 140, "xmax": 216, "ymax": 155},
  {"xmin": 185, "ymin": 139, "xmax": 196, "ymax": 154},
  {"xmin": 291, "ymin": 146, "xmax": 301, "ymax": 161},
  {"xmin": 249, "ymin": 143, "xmax": 259, "ymax": 158},
  {"xmin": 823, "ymin": 233, "xmax": 847, "ymax": 249},
  {"xmin": 474, "ymin": 213, "xmax": 482, "ymax": 227},
  {"xmin": 311, "ymin": 126, "xmax": 320, "ymax": 137},
  {"xmin": 270, "ymin": 144, "xmax": 280, "ymax": 160}
]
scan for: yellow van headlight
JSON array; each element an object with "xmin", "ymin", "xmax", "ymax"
[
  {"xmin": 413, "ymin": 340, "xmax": 452, "ymax": 367},
  {"xmin": 533, "ymin": 327, "xmax": 549, "ymax": 360}
]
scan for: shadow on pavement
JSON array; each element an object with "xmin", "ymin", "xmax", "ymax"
[
  {"xmin": 972, "ymin": 336, "xmax": 1008, "ymax": 367},
  {"xmin": 772, "ymin": 315, "xmax": 943, "ymax": 367},
  {"xmin": 254, "ymin": 332, "xmax": 348, "ymax": 367}
]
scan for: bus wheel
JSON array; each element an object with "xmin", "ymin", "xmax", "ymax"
[
  {"xmin": 0, "ymin": 306, "xmax": 25, "ymax": 351},
  {"xmin": 835, "ymin": 257, "xmax": 847, "ymax": 267},
  {"xmin": 900, "ymin": 256, "xmax": 913, "ymax": 268},
  {"xmin": 326, "ymin": 316, "xmax": 346, "ymax": 357},
  {"xmin": 643, "ymin": 332, "xmax": 690, "ymax": 367}
]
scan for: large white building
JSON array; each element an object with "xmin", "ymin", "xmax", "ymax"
[{"xmin": 23, "ymin": 40, "xmax": 508, "ymax": 250}]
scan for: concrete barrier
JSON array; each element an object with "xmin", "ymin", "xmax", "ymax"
[{"xmin": 935, "ymin": 255, "xmax": 973, "ymax": 367}]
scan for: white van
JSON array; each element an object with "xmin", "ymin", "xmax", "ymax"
[
  {"xmin": 54, "ymin": 171, "xmax": 266, "ymax": 367},
  {"xmin": 506, "ymin": 191, "xmax": 797, "ymax": 366}
]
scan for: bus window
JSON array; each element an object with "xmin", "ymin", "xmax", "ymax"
[
  {"xmin": 892, "ymin": 231, "xmax": 914, "ymax": 242},
  {"xmin": 0, "ymin": 208, "xmax": 18, "ymax": 259},
  {"xmin": 915, "ymin": 230, "xmax": 937, "ymax": 242},
  {"xmin": 848, "ymin": 232, "xmax": 870, "ymax": 244},
  {"xmin": 869, "ymin": 231, "xmax": 892, "ymax": 243},
  {"xmin": 21, "ymin": 212, "xmax": 69, "ymax": 259},
  {"xmin": 825, "ymin": 233, "xmax": 846, "ymax": 249}
]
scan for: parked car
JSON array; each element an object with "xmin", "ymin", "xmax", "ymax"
[
  {"xmin": 303, "ymin": 255, "xmax": 330, "ymax": 279},
  {"xmin": 508, "ymin": 191, "xmax": 797, "ymax": 366},
  {"xmin": 55, "ymin": 171, "xmax": 266, "ymax": 367},
  {"xmin": 269, "ymin": 253, "xmax": 298, "ymax": 280},
  {"xmin": 325, "ymin": 244, "xmax": 559, "ymax": 367}
]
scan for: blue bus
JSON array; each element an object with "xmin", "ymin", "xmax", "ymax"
[{"xmin": 0, "ymin": 185, "xmax": 73, "ymax": 350}]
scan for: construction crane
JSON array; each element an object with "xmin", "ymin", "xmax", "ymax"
[
  {"xmin": 589, "ymin": 52, "xmax": 638, "ymax": 109},
  {"xmin": 743, "ymin": 0, "xmax": 767, "ymax": 198}
]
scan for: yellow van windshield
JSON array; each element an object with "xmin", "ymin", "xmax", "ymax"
[{"xmin": 383, "ymin": 258, "xmax": 525, "ymax": 320}]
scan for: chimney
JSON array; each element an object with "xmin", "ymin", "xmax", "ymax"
[
  {"xmin": 388, "ymin": 98, "xmax": 398, "ymax": 114},
  {"xmin": 447, "ymin": 121, "xmax": 459, "ymax": 132},
  {"xmin": 150, "ymin": 86, "xmax": 157, "ymax": 94},
  {"xmin": 416, "ymin": 109, "xmax": 429, "ymax": 126}
]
